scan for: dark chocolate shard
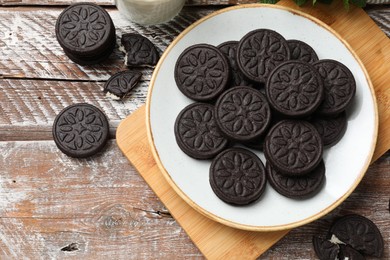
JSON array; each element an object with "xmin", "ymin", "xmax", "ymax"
[
  {"xmin": 103, "ymin": 70, "xmax": 142, "ymax": 100},
  {"xmin": 120, "ymin": 33, "xmax": 159, "ymax": 67}
]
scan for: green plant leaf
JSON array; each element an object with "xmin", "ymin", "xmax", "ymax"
[
  {"xmin": 317, "ymin": 0, "xmax": 333, "ymax": 4},
  {"xmin": 294, "ymin": 0, "xmax": 308, "ymax": 5},
  {"xmin": 343, "ymin": 0, "xmax": 350, "ymax": 10},
  {"xmin": 351, "ymin": 0, "xmax": 366, "ymax": 7},
  {"xmin": 259, "ymin": 0, "xmax": 279, "ymax": 3}
]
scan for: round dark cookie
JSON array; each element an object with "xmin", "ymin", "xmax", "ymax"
[
  {"xmin": 209, "ymin": 148, "xmax": 267, "ymax": 205},
  {"xmin": 312, "ymin": 236, "xmax": 340, "ymax": 260},
  {"xmin": 174, "ymin": 103, "xmax": 229, "ymax": 159},
  {"xmin": 266, "ymin": 60, "xmax": 324, "ymax": 118},
  {"xmin": 175, "ymin": 44, "xmax": 230, "ymax": 101},
  {"xmin": 311, "ymin": 112, "xmax": 347, "ymax": 147},
  {"xmin": 103, "ymin": 70, "xmax": 142, "ymax": 100},
  {"xmin": 215, "ymin": 86, "xmax": 271, "ymax": 142},
  {"xmin": 266, "ymin": 161, "xmax": 325, "ymax": 199},
  {"xmin": 53, "ymin": 103, "xmax": 109, "ymax": 158},
  {"xmin": 264, "ymin": 120, "xmax": 323, "ymax": 176},
  {"xmin": 56, "ymin": 3, "xmax": 116, "ymax": 63},
  {"xmin": 62, "ymin": 31, "xmax": 116, "ymax": 65},
  {"xmin": 120, "ymin": 33, "xmax": 159, "ymax": 67},
  {"xmin": 217, "ymin": 41, "xmax": 253, "ymax": 88},
  {"xmin": 329, "ymin": 214, "xmax": 384, "ymax": 257},
  {"xmin": 313, "ymin": 59, "xmax": 356, "ymax": 115},
  {"xmin": 237, "ymin": 29, "xmax": 290, "ymax": 84},
  {"xmin": 287, "ymin": 40, "xmax": 319, "ymax": 63}
]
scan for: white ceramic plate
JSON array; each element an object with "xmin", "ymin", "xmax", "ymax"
[{"xmin": 146, "ymin": 4, "xmax": 378, "ymax": 231}]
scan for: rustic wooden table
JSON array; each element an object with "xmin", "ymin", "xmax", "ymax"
[{"xmin": 0, "ymin": 0, "xmax": 388, "ymax": 259}]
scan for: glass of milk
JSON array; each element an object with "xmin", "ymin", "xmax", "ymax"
[{"xmin": 115, "ymin": 0, "xmax": 186, "ymax": 25}]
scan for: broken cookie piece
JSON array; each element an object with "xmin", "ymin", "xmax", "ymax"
[
  {"xmin": 120, "ymin": 33, "xmax": 159, "ymax": 67},
  {"xmin": 103, "ymin": 70, "xmax": 142, "ymax": 100}
]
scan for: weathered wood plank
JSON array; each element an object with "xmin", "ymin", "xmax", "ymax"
[
  {"xmin": 0, "ymin": 7, "xmax": 212, "ymax": 81},
  {"xmin": 0, "ymin": 78, "xmax": 147, "ymax": 140},
  {"xmin": 0, "ymin": 140, "xmax": 203, "ymax": 259},
  {"xmin": 0, "ymin": 141, "xmax": 387, "ymax": 258}
]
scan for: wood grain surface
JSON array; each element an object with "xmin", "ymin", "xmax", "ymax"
[{"xmin": 0, "ymin": 0, "xmax": 388, "ymax": 259}]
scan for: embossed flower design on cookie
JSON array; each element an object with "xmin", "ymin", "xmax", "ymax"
[
  {"xmin": 210, "ymin": 148, "xmax": 267, "ymax": 205},
  {"xmin": 175, "ymin": 44, "xmax": 229, "ymax": 101},
  {"xmin": 215, "ymin": 86, "xmax": 271, "ymax": 142},
  {"xmin": 57, "ymin": 108, "xmax": 105, "ymax": 150},
  {"xmin": 53, "ymin": 103, "xmax": 109, "ymax": 158},
  {"xmin": 59, "ymin": 5, "xmax": 108, "ymax": 49},
  {"xmin": 267, "ymin": 60, "xmax": 323, "ymax": 117},
  {"xmin": 314, "ymin": 59, "xmax": 356, "ymax": 115},
  {"xmin": 179, "ymin": 107, "xmax": 225, "ymax": 151},
  {"xmin": 237, "ymin": 29, "xmax": 290, "ymax": 83},
  {"xmin": 175, "ymin": 103, "xmax": 228, "ymax": 159},
  {"xmin": 216, "ymin": 152, "xmax": 261, "ymax": 196},
  {"xmin": 265, "ymin": 120, "xmax": 323, "ymax": 176}
]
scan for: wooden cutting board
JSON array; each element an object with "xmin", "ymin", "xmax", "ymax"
[{"xmin": 117, "ymin": 1, "xmax": 390, "ymax": 259}]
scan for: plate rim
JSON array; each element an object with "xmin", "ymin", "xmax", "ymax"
[{"xmin": 145, "ymin": 3, "xmax": 378, "ymax": 231}]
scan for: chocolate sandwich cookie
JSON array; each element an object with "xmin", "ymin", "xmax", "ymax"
[
  {"xmin": 287, "ymin": 40, "xmax": 319, "ymax": 63},
  {"xmin": 264, "ymin": 120, "xmax": 323, "ymax": 176},
  {"xmin": 338, "ymin": 245, "xmax": 366, "ymax": 260},
  {"xmin": 329, "ymin": 214, "xmax": 384, "ymax": 257},
  {"xmin": 237, "ymin": 29, "xmax": 290, "ymax": 84},
  {"xmin": 175, "ymin": 44, "xmax": 230, "ymax": 101},
  {"xmin": 314, "ymin": 59, "xmax": 356, "ymax": 115},
  {"xmin": 266, "ymin": 161, "xmax": 325, "ymax": 199},
  {"xmin": 103, "ymin": 70, "xmax": 142, "ymax": 100},
  {"xmin": 215, "ymin": 86, "xmax": 271, "ymax": 142},
  {"xmin": 120, "ymin": 33, "xmax": 159, "ymax": 67},
  {"xmin": 217, "ymin": 41, "xmax": 253, "ymax": 88},
  {"xmin": 53, "ymin": 103, "xmax": 109, "ymax": 158},
  {"xmin": 209, "ymin": 148, "xmax": 267, "ymax": 205},
  {"xmin": 312, "ymin": 236, "xmax": 340, "ymax": 260},
  {"xmin": 266, "ymin": 60, "xmax": 324, "ymax": 118},
  {"xmin": 311, "ymin": 112, "xmax": 347, "ymax": 146},
  {"xmin": 56, "ymin": 3, "xmax": 116, "ymax": 65},
  {"xmin": 174, "ymin": 103, "xmax": 229, "ymax": 159}
]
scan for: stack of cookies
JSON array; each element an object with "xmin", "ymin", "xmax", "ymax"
[
  {"xmin": 55, "ymin": 3, "xmax": 116, "ymax": 65},
  {"xmin": 174, "ymin": 28, "xmax": 356, "ymax": 205}
]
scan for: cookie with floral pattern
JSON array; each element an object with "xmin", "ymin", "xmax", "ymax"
[
  {"xmin": 215, "ymin": 86, "xmax": 271, "ymax": 142},
  {"xmin": 175, "ymin": 44, "xmax": 230, "ymax": 101},
  {"xmin": 311, "ymin": 112, "xmax": 347, "ymax": 147},
  {"xmin": 120, "ymin": 33, "xmax": 160, "ymax": 67},
  {"xmin": 313, "ymin": 59, "xmax": 356, "ymax": 115},
  {"xmin": 266, "ymin": 161, "xmax": 325, "ymax": 199},
  {"xmin": 209, "ymin": 148, "xmax": 267, "ymax": 205},
  {"xmin": 217, "ymin": 41, "xmax": 253, "ymax": 88},
  {"xmin": 264, "ymin": 120, "xmax": 323, "ymax": 176},
  {"xmin": 55, "ymin": 3, "xmax": 116, "ymax": 65},
  {"xmin": 53, "ymin": 103, "xmax": 109, "ymax": 158},
  {"xmin": 175, "ymin": 103, "xmax": 229, "ymax": 159},
  {"xmin": 237, "ymin": 29, "xmax": 290, "ymax": 84},
  {"xmin": 287, "ymin": 40, "xmax": 319, "ymax": 63},
  {"xmin": 266, "ymin": 60, "xmax": 324, "ymax": 118}
]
